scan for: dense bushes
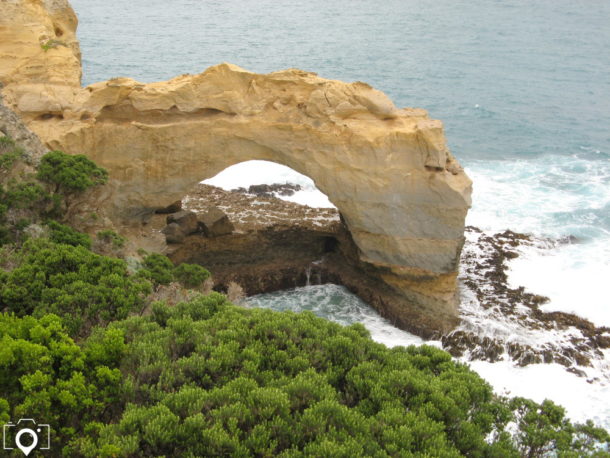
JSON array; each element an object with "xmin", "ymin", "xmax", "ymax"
[
  {"xmin": 0, "ymin": 313, "xmax": 122, "ymax": 453},
  {"xmin": 0, "ymin": 148, "xmax": 108, "ymax": 245},
  {"xmin": 138, "ymin": 253, "xmax": 175, "ymax": 286},
  {"xmin": 139, "ymin": 252, "xmax": 210, "ymax": 289},
  {"xmin": 0, "ymin": 238, "xmax": 150, "ymax": 336},
  {"xmin": 48, "ymin": 220, "xmax": 92, "ymax": 248},
  {"xmin": 1, "ymin": 300, "xmax": 608, "ymax": 456},
  {"xmin": 172, "ymin": 262, "xmax": 210, "ymax": 288},
  {"xmin": 78, "ymin": 301, "xmax": 507, "ymax": 457}
]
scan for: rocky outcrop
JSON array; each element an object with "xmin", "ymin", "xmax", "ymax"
[
  {"xmin": 0, "ymin": 94, "xmax": 48, "ymax": 164},
  {"xmin": 158, "ymin": 184, "xmax": 342, "ymax": 297},
  {"xmin": 0, "ymin": 0, "xmax": 473, "ymax": 336}
]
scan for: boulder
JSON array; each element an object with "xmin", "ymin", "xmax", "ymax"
[
  {"xmin": 166, "ymin": 210, "xmax": 198, "ymax": 235},
  {"xmin": 162, "ymin": 223, "xmax": 185, "ymax": 244},
  {"xmin": 199, "ymin": 207, "xmax": 234, "ymax": 237}
]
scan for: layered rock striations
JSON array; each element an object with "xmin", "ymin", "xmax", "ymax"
[{"xmin": 0, "ymin": 0, "xmax": 472, "ymax": 336}]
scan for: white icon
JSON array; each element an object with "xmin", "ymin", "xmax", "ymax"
[{"xmin": 3, "ymin": 419, "xmax": 51, "ymax": 456}]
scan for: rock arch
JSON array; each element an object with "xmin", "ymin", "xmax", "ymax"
[{"xmin": 0, "ymin": 0, "xmax": 472, "ymax": 337}]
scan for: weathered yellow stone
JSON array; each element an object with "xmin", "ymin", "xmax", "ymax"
[{"xmin": 0, "ymin": 0, "xmax": 472, "ymax": 335}]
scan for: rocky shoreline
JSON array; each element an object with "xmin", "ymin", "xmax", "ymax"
[
  {"xmin": 153, "ymin": 183, "xmax": 610, "ymax": 381},
  {"xmin": 448, "ymin": 227, "xmax": 610, "ymax": 381}
]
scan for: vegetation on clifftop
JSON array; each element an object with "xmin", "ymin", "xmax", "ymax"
[{"xmin": 0, "ymin": 138, "xmax": 609, "ymax": 456}]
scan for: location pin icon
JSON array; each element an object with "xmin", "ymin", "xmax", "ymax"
[{"xmin": 15, "ymin": 428, "xmax": 38, "ymax": 456}]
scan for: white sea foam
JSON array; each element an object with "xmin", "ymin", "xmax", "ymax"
[
  {"xmin": 468, "ymin": 360, "xmax": 610, "ymax": 430},
  {"xmin": 246, "ymin": 284, "xmax": 428, "ymax": 349},
  {"xmin": 507, "ymin": 239, "xmax": 610, "ymax": 327},
  {"xmin": 465, "ymin": 156, "xmax": 610, "ymax": 327}
]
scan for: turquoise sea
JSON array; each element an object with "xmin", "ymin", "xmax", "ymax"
[{"xmin": 70, "ymin": 0, "xmax": 610, "ymax": 425}]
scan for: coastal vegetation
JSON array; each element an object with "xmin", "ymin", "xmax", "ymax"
[{"xmin": 0, "ymin": 139, "xmax": 609, "ymax": 456}]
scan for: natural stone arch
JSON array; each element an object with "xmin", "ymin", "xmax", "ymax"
[{"xmin": 0, "ymin": 0, "xmax": 472, "ymax": 337}]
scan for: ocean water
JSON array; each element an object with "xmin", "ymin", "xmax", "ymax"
[
  {"xmin": 246, "ymin": 284, "xmax": 427, "ymax": 348},
  {"xmin": 70, "ymin": 0, "xmax": 610, "ymax": 426}
]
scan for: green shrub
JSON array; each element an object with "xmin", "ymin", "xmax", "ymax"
[
  {"xmin": 37, "ymin": 150, "xmax": 108, "ymax": 194},
  {"xmin": 173, "ymin": 263, "xmax": 210, "ymax": 288},
  {"xmin": 0, "ymin": 136, "xmax": 24, "ymax": 171},
  {"xmin": 69, "ymin": 301, "xmax": 610, "ymax": 457},
  {"xmin": 1, "ymin": 292, "xmax": 607, "ymax": 456},
  {"xmin": 96, "ymin": 229, "xmax": 126, "ymax": 249},
  {"xmin": 48, "ymin": 220, "xmax": 92, "ymax": 248},
  {"xmin": 3, "ymin": 181, "xmax": 50, "ymax": 209},
  {"xmin": 0, "ymin": 238, "xmax": 150, "ymax": 336},
  {"xmin": 0, "ymin": 313, "xmax": 123, "ymax": 451},
  {"xmin": 138, "ymin": 253, "xmax": 175, "ymax": 286},
  {"xmin": 138, "ymin": 254, "xmax": 210, "ymax": 289},
  {"xmin": 510, "ymin": 397, "xmax": 610, "ymax": 457}
]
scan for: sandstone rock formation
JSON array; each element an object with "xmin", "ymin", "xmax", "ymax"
[{"xmin": 0, "ymin": 0, "xmax": 472, "ymax": 336}]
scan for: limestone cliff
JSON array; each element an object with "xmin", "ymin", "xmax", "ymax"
[{"xmin": 0, "ymin": 0, "xmax": 472, "ymax": 336}]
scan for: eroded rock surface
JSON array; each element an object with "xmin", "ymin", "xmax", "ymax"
[{"xmin": 0, "ymin": 0, "xmax": 472, "ymax": 336}]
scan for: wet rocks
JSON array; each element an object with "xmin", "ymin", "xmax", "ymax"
[
  {"xmin": 447, "ymin": 226, "xmax": 610, "ymax": 379},
  {"xmin": 232, "ymin": 183, "xmax": 302, "ymax": 198}
]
